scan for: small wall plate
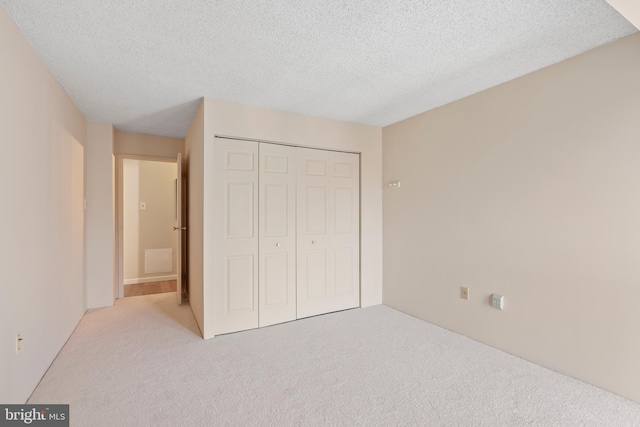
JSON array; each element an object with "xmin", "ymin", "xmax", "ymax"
[{"xmin": 491, "ymin": 294, "xmax": 504, "ymax": 310}]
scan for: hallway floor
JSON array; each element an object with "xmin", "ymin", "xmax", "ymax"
[{"xmin": 123, "ymin": 280, "xmax": 176, "ymax": 297}]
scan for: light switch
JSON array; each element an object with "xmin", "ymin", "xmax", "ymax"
[{"xmin": 140, "ymin": 202, "xmax": 146, "ymax": 210}]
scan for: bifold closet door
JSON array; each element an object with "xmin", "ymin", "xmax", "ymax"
[
  {"xmin": 212, "ymin": 138, "xmax": 259, "ymax": 335},
  {"xmin": 297, "ymin": 147, "xmax": 360, "ymax": 319},
  {"xmin": 258, "ymin": 143, "xmax": 297, "ymax": 327}
]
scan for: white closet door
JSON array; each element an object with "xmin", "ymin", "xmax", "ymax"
[
  {"xmin": 329, "ymin": 150, "xmax": 360, "ymax": 309},
  {"xmin": 258, "ymin": 143, "xmax": 297, "ymax": 327},
  {"xmin": 212, "ymin": 138, "xmax": 259, "ymax": 335},
  {"xmin": 297, "ymin": 148, "xmax": 360, "ymax": 319}
]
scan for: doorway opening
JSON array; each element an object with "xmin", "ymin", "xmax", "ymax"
[{"xmin": 120, "ymin": 158, "xmax": 178, "ymax": 298}]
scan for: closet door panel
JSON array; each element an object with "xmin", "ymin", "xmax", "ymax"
[
  {"xmin": 306, "ymin": 250, "xmax": 327, "ymax": 298},
  {"xmin": 264, "ymin": 184, "xmax": 288, "ymax": 236},
  {"xmin": 305, "ymin": 186, "xmax": 327, "ymax": 234},
  {"xmin": 225, "ymin": 255, "xmax": 255, "ymax": 312},
  {"xmin": 259, "ymin": 143, "xmax": 297, "ymax": 327},
  {"xmin": 329, "ymin": 150, "xmax": 360, "ymax": 308},
  {"xmin": 264, "ymin": 253, "xmax": 288, "ymax": 306},
  {"xmin": 226, "ymin": 182, "xmax": 254, "ymax": 237},
  {"xmin": 213, "ymin": 138, "xmax": 259, "ymax": 335},
  {"xmin": 297, "ymin": 148, "xmax": 330, "ymax": 318},
  {"xmin": 297, "ymin": 148, "xmax": 360, "ymax": 319},
  {"xmin": 334, "ymin": 248, "xmax": 354, "ymax": 294}
]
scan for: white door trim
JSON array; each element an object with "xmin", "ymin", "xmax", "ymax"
[{"xmin": 115, "ymin": 154, "xmax": 180, "ymax": 299}]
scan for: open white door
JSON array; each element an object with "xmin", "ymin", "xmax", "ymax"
[{"xmin": 175, "ymin": 153, "xmax": 183, "ymax": 304}]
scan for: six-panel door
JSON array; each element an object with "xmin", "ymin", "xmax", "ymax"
[
  {"xmin": 213, "ymin": 138, "xmax": 259, "ymax": 335},
  {"xmin": 296, "ymin": 147, "xmax": 360, "ymax": 319},
  {"xmin": 259, "ymin": 143, "xmax": 297, "ymax": 327}
]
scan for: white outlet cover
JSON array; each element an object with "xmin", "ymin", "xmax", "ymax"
[{"xmin": 491, "ymin": 294, "xmax": 504, "ymax": 310}]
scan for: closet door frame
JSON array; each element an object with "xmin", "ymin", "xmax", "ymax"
[{"xmin": 211, "ymin": 135, "xmax": 361, "ymax": 335}]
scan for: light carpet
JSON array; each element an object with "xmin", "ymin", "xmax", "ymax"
[{"xmin": 28, "ymin": 293, "xmax": 640, "ymax": 426}]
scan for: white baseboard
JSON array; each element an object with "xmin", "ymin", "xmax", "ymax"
[{"xmin": 124, "ymin": 275, "xmax": 177, "ymax": 285}]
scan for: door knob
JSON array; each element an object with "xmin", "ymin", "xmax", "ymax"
[
  {"xmin": 276, "ymin": 243, "xmax": 280, "ymax": 247},
  {"xmin": 312, "ymin": 240, "xmax": 316, "ymax": 244}
]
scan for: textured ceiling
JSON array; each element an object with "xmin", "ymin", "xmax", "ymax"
[{"xmin": 1, "ymin": 1, "xmax": 636, "ymax": 138}]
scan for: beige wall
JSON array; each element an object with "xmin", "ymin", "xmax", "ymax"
[
  {"xmin": 382, "ymin": 33, "xmax": 640, "ymax": 402},
  {"xmin": 0, "ymin": 8, "xmax": 87, "ymax": 403},
  {"xmin": 196, "ymin": 98, "xmax": 383, "ymax": 338},
  {"xmin": 114, "ymin": 130, "xmax": 184, "ymax": 158},
  {"xmin": 123, "ymin": 159, "xmax": 177, "ymax": 282},
  {"xmin": 185, "ymin": 101, "xmax": 205, "ymax": 335},
  {"xmin": 86, "ymin": 122, "xmax": 115, "ymax": 309}
]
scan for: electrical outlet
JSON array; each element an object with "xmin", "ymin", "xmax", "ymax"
[
  {"xmin": 16, "ymin": 333, "xmax": 22, "ymax": 353},
  {"xmin": 460, "ymin": 287, "xmax": 469, "ymax": 300},
  {"xmin": 491, "ymin": 294, "xmax": 504, "ymax": 310}
]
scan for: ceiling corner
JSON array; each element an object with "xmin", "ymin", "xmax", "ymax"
[{"xmin": 606, "ymin": 0, "xmax": 640, "ymax": 29}]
